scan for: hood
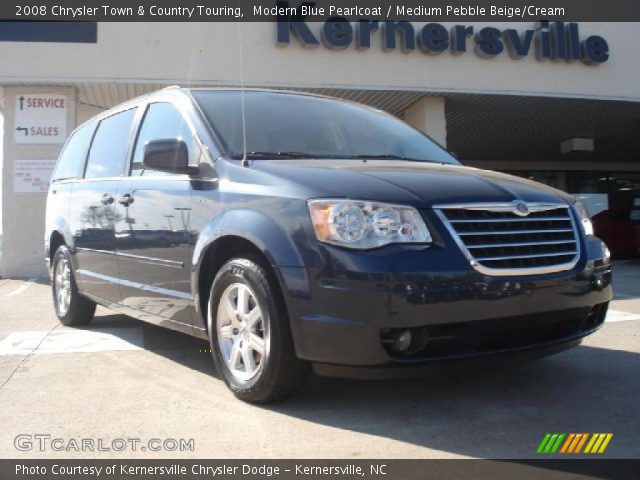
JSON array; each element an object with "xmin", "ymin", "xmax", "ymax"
[{"xmin": 249, "ymin": 159, "xmax": 574, "ymax": 207}]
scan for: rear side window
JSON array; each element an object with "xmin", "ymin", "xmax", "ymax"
[
  {"xmin": 85, "ymin": 108, "xmax": 136, "ymax": 179},
  {"xmin": 52, "ymin": 121, "xmax": 96, "ymax": 181}
]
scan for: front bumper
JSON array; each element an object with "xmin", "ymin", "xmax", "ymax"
[
  {"xmin": 279, "ymin": 235, "xmax": 612, "ymax": 371},
  {"xmin": 312, "ymin": 336, "xmax": 584, "ymax": 380}
]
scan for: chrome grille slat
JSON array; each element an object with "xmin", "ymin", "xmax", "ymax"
[
  {"xmin": 468, "ymin": 239, "xmax": 576, "ymax": 249},
  {"xmin": 474, "ymin": 251, "xmax": 578, "ymax": 262},
  {"xmin": 458, "ymin": 228, "xmax": 574, "ymax": 236},
  {"xmin": 439, "ymin": 203, "xmax": 567, "ymax": 213},
  {"xmin": 449, "ymin": 216, "xmax": 570, "ymax": 223},
  {"xmin": 434, "ymin": 202, "xmax": 580, "ymax": 276}
]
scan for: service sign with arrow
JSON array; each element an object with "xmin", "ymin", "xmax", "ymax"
[{"xmin": 14, "ymin": 93, "xmax": 67, "ymax": 144}]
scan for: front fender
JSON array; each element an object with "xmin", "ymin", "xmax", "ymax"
[
  {"xmin": 192, "ymin": 208, "xmax": 305, "ymax": 270},
  {"xmin": 191, "ymin": 208, "xmax": 309, "ymax": 324}
]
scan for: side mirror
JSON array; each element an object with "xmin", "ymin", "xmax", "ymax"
[{"xmin": 142, "ymin": 138, "xmax": 192, "ymax": 174}]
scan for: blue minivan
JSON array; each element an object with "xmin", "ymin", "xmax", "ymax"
[{"xmin": 45, "ymin": 88, "xmax": 612, "ymax": 402}]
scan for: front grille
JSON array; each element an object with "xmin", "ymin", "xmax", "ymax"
[{"xmin": 435, "ymin": 202, "xmax": 580, "ymax": 275}]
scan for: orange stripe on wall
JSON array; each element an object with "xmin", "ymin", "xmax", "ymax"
[
  {"xmin": 560, "ymin": 434, "xmax": 575, "ymax": 454},
  {"xmin": 568, "ymin": 434, "xmax": 582, "ymax": 453}
]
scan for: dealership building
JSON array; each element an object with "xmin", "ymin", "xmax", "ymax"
[{"xmin": 1, "ymin": 21, "xmax": 639, "ymax": 277}]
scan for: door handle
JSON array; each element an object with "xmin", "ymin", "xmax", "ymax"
[
  {"xmin": 101, "ymin": 193, "xmax": 114, "ymax": 205},
  {"xmin": 118, "ymin": 193, "xmax": 135, "ymax": 206}
]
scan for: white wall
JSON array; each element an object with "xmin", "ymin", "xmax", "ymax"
[
  {"xmin": 0, "ymin": 113, "xmax": 3, "ymax": 241},
  {"xmin": 404, "ymin": 97, "xmax": 447, "ymax": 146},
  {"xmin": 1, "ymin": 86, "xmax": 76, "ymax": 278},
  {"xmin": 0, "ymin": 21, "xmax": 638, "ymax": 277},
  {"xmin": 0, "ymin": 22, "xmax": 638, "ymax": 102}
]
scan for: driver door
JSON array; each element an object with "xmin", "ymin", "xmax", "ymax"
[{"xmin": 113, "ymin": 101, "xmax": 198, "ymax": 325}]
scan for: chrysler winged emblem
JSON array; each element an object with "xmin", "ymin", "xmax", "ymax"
[{"xmin": 513, "ymin": 200, "xmax": 531, "ymax": 217}]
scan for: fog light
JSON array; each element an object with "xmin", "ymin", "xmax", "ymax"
[
  {"xmin": 393, "ymin": 329, "xmax": 412, "ymax": 352},
  {"xmin": 594, "ymin": 272, "xmax": 604, "ymax": 290},
  {"xmin": 383, "ymin": 328, "xmax": 431, "ymax": 356}
]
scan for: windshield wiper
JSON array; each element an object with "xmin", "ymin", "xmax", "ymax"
[
  {"xmin": 339, "ymin": 154, "xmax": 426, "ymax": 161},
  {"xmin": 231, "ymin": 151, "xmax": 319, "ymax": 160},
  {"xmin": 231, "ymin": 152, "xmax": 441, "ymax": 162}
]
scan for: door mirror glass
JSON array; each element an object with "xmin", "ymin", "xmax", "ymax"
[{"xmin": 142, "ymin": 138, "xmax": 190, "ymax": 174}]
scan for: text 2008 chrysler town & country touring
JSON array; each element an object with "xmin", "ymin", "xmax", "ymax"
[{"xmin": 45, "ymin": 88, "xmax": 612, "ymax": 402}]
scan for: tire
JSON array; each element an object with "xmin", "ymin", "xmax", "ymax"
[
  {"xmin": 208, "ymin": 257, "xmax": 309, "ymax": 403},
  {"xmin": 51, "ymin": 245, "xmax": 96, "ymax": 326}
]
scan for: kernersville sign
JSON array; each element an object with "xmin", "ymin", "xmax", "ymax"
[{"xmin": 277, "ymin": 20, "xmax": 610, "ymax": 64}]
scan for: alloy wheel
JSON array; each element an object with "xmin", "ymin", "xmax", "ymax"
[
  {"xmin": 54, "ymin": 257, "xmax": 72, "ymax": 317},
  {"xmin": 216, "ymin": 283, "xmax": 268, "ymax": 381}
]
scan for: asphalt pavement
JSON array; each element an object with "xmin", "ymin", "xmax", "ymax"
[{"xmin": 0, "ymin": 261, "xmax": 638, "ymax": 459}]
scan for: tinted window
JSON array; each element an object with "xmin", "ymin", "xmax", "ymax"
[
  {"xmin": 85, "ymin": 108, "xmax": 136, "ymax": 179},
  {"xmin": 192, "ymin": 90, "xmax": 458, "ymax": 165},
  {"xmin": 52, "ymin": 121, "xmax": 96, "ymax": 181},
  {"xmin": 131, "ymin": 102, "xmax": 195, "ymax": 176}
]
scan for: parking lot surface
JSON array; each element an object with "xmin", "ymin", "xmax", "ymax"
[{"xmin": 0, "ymin": 261, "xmax": 638, "ymax": 459}]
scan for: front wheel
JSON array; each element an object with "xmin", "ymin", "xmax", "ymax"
[
  {"xmin": 208, "ymin": 257, "xmax": 309, "ymax": 403},
  {"xmin": 51, "ymin": 245, "xmax": 96, "ymax": 326}
]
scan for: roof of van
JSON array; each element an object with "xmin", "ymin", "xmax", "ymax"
[{"xmin": 182, "ymin": 86, "xmax": 340, "ymax": 99}]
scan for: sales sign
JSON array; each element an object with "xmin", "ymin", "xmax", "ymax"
[{"xmin": 14, "ymin": 93, "xmax": 67, "ymax": 144}]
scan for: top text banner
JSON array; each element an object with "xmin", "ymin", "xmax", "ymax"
[{"xmin": 4, "ymin": 1, "xmax": 640, "ymax": 22}]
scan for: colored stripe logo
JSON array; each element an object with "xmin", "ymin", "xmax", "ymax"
[{"xmin": 537, "ymin": 433, "xmax": 613, "ymax": 454}]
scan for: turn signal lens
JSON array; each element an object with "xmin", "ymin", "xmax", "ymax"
[
  {"xmin": 308, "ymin": 199, "xmax": 432, "ymax": 249},
  {"xmin": 573, "ymin": 200, "xmax": 594, "ymax": 236},
  {"xmin": 310, "ymin": 204, "xmax": 332, "ymax": 241}
]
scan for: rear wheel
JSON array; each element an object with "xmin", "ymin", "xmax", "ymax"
[
  {"xmin": 51, "ymin": 245, "xmax": 96, "ymax": 326},
  {"xmin": 208, "ymin": 257, "xmax": 309, "ymax": 403}
]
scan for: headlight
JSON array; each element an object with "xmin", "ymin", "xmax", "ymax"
[
  {"xmin": 308, "ymin": 199, "xmax": 432, "ymax": 249},
  {"xmin": 573, "ymin": 200, "xmax": 594, "ymax": 236}
]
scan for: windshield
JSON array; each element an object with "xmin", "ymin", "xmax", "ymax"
[{"xmin": 191, "ymin": 90, "xmax": 459, "ymax": 165}]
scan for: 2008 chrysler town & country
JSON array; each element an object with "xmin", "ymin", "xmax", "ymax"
[{"xmin": 45, "ymin": 87, "xmax": 612, "ymax": 402}]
